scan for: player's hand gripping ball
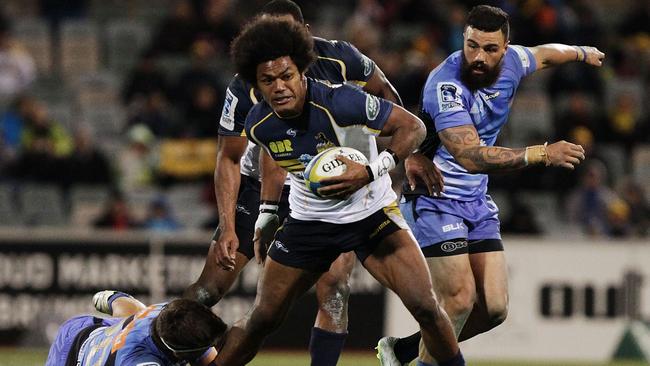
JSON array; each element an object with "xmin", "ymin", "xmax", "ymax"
[{"xmin": 304, "ymin": 146, "xmax": 368, "ymax": 198}]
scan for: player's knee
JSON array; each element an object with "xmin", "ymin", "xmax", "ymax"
[
  {"xmin": 183, "ymin": 283, "xmax": 226, "ymax": 307},
  {"xmin": 443, "ymin": 285, "xmax": 476, "ymax": 319},
  {"xmin": 406, "ymin": 297, "xmax": 445, "ymax": 327},
  {"xmin": 487, "ymin": 299, "xmax": 508, "ymax": 328}
]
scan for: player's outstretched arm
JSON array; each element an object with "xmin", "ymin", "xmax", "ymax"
[
  {"xmin": 254, "ymin": 149, "xmax": 287, "ymax": 263},
  {"xmin": 212, "ymin": 135, "xmax": 248, "ymax": 271},
  {"xmin": 439, "ymin": 124, "xmax": 586, "ymax": 173},
  {"xmin": 93, "ymin": 290, "xmax": 146, "ymax": 317},
  {"xmin": 529, "ymin": 43, "xmax": 605, "ymax": 70}
]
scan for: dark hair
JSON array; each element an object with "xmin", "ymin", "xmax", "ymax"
[
  {"xmin": 231, "ymin": 17, "xmax": 316, "ymax": 85},
  {"xmin": 155, "ymin": 299, "xmax": 227, "ymax": 353},
  {"xmin": 261, "ymin": 0, "xmax": 304, "ymax": 23},
  {"xmin": 466, "ymin": 5, "xmax": 509, "ymax": 40}
]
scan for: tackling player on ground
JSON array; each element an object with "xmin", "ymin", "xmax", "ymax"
[
  {"xmin": 45, "ymin": 290, "xmax": 226, "ymax": 366},
  {"xmin": 377, "ymin": 5, "xmax": 604, "ymax": 366}
]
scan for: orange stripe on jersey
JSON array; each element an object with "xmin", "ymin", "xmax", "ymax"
[{"xmin": 111, "ymin": 305, "xmax": 156, "ymax": 352}]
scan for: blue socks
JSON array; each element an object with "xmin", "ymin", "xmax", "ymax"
[
  {"xmin": 309, "ymin": 327, "xmax": 347, "ymax": 366},
  {"xmin": 439, "ymin": 351, "xmax": 465, "ymax": 366},
  {"xmin": 417, "ymin": 351, "xmax": 465, "ymax": 366}
]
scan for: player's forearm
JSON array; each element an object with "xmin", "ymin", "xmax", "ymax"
[
  {"xmin": 259, "ymin": 151, "xmax": 286, "ymax": 203},
  {"xmin": 439, "ymin": 125, "xmax": 527, "ymax": 173},
  {"xmin": 214, "ymin": 159, "xmax": 241, "ymax": 232},
  {"xmin": 384, "ymin": 108, "xmax": 426, "ymax": 161},
  {"xmin": 531, "ymin": 43, "xmax": 585, "ymax": 69},
  {"xmin": 111, "ymin": 297, "xmax": 146, "ymax": 317},
  {"xmin": 456, "ymin": 145, "xmax": 527, "ymax": 173}
]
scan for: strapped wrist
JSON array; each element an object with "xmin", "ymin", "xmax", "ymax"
[
  {"xmin": 573, "ymin": 45, "xmax": 587, "ymax": 62},
  {"xmin": 259, "ymin": 201, "xmax": 279, "ymax": 214},
  {"xmin": 366, "ymin": 149, "xmax": 398, "ymax": 182},
  {"xmin": 525, "ymin": 142, "xmax": 551, "ymax": 166}
]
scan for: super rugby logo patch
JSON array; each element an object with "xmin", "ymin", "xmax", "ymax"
[
  {"xmin": 437, "ymin": 82, "xmax": 464, "ymax": 113},
  {"xmin": 366, "ymin": 95, "xmax": 380, "ymax": 121}
]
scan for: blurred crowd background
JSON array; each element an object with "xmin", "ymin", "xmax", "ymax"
[{"xmin": 0, "ymin": 0, "xmax": 647, "ymax": 238}]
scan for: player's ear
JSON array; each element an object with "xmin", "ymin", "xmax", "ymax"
[{"xmin": 305, "ymin": 23, "xmax": 310, "ymax": 31}]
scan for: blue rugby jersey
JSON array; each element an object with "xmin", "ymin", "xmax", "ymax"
[
  {"xmin": 218, "ymin": 37, "xmax": 377, "ymax": 181},
  {"xmin": 420, "ymin": 45, "xmax": 536, "ymax": 201},
  {"xmin": 75, "ymin": 303, "xmax": 179, "ymax": 366},
  {"xmin": 244, "ymin": 79, "xmax": 396, "ymax": 223}
]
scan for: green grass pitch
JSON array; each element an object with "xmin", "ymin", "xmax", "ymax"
[{"xmin": 1, "ymin": 348, "xmax": 647, "ymax": 366}]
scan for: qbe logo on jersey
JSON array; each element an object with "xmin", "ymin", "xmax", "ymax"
[
  {"xmin": 219, "ymin": 88, "xmax": 238, "ymax": 131},
  {"xmin": 437, "ymin": 82, "xmax": 464, "ymax": 113}
]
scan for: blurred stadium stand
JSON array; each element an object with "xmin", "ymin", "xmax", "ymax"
[{"xmin": 0, "ymin": 0, "xmax": 646, "ymax": 238}]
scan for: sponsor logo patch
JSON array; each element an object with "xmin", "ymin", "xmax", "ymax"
[
  {"xmin": 442, "ymin": 222, "xmax": 464, "ymax": 233},
  {"xmin": 219, "ymin": 88, "xmax": 238, "ymax": 131},
  {"xmin": 286, "ymin": 128, "xmax": 298, "ymax": 137},
  {"xmin": 440, "ymin": 240, "xmax": 468, "ymax": 253},
  {"xmin": 362, "ymin": 55, "xmax": 373, "ymax": 77},
  {"xmin": 273, "ymin": 240, "xmax": 289, "ymax": 253},
  {"xmin": 437, "ymin": 82, "xmax": 464, "ymax": 113},
  {"xmin": 365, "ymin": 95, "xmax": 380, "ymax": 121}
]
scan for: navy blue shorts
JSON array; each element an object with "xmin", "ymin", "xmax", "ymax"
[
  {"xmin": 268, "ymin": 204, "xmax": 407, "ymax": 273},
  {"xmin": 234, "ymin": 174, "xmax": 291, "ymax": 259}
]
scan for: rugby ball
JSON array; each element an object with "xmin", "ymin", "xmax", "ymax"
[{"xmin": 304, "ymin": 146, "xmax": 369, "ymax": 197}]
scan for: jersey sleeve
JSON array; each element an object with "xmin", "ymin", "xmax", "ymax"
[
  {"xmin": 422, "ymin": 80, "xmax": 473, "ymax": 132},
  {"xmin": 218, "ymin": 76, "xmax": 255, "ymax": 137},
  {"xmin": 329, "ymin": 84, "xmax": 393, "ymax": 135},
  {"xmin": 334, "ymin": 40, "xmax": 375, "ymax": 83},
  {"xmin": 507, "ymin": 45, "xmax": 537, "ymax": 81}
]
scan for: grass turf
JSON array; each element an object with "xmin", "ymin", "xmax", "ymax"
[{"xmin": 2, "ymin": 348, "xmax": 647, "ymax": 366}]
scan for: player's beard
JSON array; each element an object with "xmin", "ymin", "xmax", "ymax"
[{"xmin": 460, "ymin": 51, "xmax": 503, "ymax": 91}]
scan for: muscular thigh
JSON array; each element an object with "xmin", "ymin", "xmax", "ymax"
[
  {"xmin": 468, "ymin": 251, "xmax": 508, "ymax": 307},
  {"xmin": 362, "ymin": 229, "xmax": 435, "ymax": 302},
  {"xmin": 426, "ymin": 255, "xmax": 475, "ymax": 302}
]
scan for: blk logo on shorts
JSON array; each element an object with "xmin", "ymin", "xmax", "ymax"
[
  {"xmin": 440, "ymin": 240, "xmax": 468, "ymax": 253},
  {"xmin": 442, "ymin": 222, "xmax": 464, "ymax": 232}
]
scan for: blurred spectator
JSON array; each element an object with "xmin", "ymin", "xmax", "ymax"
[
  {"xmin": 149, "ymin": 0, "xmax": 199, "ymax": 55},
  {"xmin": 94, "ymin": 191, "xmax": 140, "ymax": 230},
  {"xmin": 119, "ymin": 124, "xmax": 158, "ymax": 191},
  {"xmin": 606, "ymin": 198, "xmax": 633, "ymax": 237},
  {"xmin": 182, "ymin": 84, "xmax": 222, "ymax": 138},
  {"xmin": 554, "ymin": 92, "xmax": 604, "ymax": 142},
  {"xmin": 143, "ymin": 196, "xmax": 182, "ymax": 231},
  {"xmin": 197, "ymin": 0, "xmax": 238, "ymax": 55},
  {"xmin": 566, "ymin": 160, "xmax": 618, "ymax": 237},
  {"xmin": 606, "ymin": 92, "xmax": 642, "ymax": 157},
  {"xmin": 617, "ymin": 178, "xmax": 650, "ymax": 237},
  {"xmin": 0, "ymin": 15, "xmax": 36, "ymax": 107},
  {"xmin": 9, "ymin": 98, "xmax": 72, "ymax": 183},
  {"xmin": 122, "ymin": 52, "xmax": 170, "ymax": 106},
  {"xmin": 175, "ymin": 40, "xmax": 223, "ymax": 137},
  {"xmin": 0, "ymin": 96, "xmax": 29, "ymax": 166},
  {"xmin": 126, "ymin": 91, "xmax": 178, "ymax": 137},
  {"xmin": 64, "ymin": 124, "xmax": 114, "ymax": 186}
]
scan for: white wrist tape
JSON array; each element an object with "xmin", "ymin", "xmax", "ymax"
[{"xmin": 367, "ymin": 150, "xmax": 397, "ymax": 181}]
